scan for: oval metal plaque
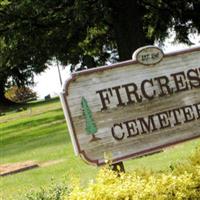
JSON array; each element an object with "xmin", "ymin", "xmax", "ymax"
[{"xmin": 133, "ymin": 45, "xmax": 164, "ymax": 65}]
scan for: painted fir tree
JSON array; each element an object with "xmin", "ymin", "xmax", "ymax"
[{"xmin": 81, "ymin": 97, "xmax": 101, "ymax": 142}]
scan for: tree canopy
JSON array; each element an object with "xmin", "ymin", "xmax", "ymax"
[{"xmin": 0, "ymin": 0, "xmax": 200, "ymax": 104}]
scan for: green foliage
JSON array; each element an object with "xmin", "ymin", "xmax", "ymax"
[
  {"xmin": 1, "ymin": 0, "xmax": 200, "ymax": 103},
  {"xmin": 67, "ymin": 146, "xmax": 200, "ymax": 200},
  {"xmin": 24, "ymin": 183, "xmax": 69, "ymax": 200},
  {"xmin": 5, "ymin": 86, "xmax": 37, "ymax": 103},
  {"xmin": 0, "ymin": 0, "xmax": 10, "ymax": 7},
  {"xmin": 21, "ymin": 146, "xmax": 200, "ymax": 200}
]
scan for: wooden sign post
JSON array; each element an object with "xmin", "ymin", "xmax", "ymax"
[{"xmin": 60, "ymin": 46, "xmax": 200, "ymax": 166}]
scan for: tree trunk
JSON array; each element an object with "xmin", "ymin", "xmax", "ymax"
[
  {"xmin": 0, "ymin": 79, "xmax": 14, "ymax": 106},
  {"xmin": 0, "ymin": 79, "xmax": 6, "ymax": 103},
  {"xmin": 109, "ymin": 0, "xmax": 153, "ymax": 61}
]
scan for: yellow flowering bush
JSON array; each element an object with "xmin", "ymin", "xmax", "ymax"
[{"xmin": 66, "ymin": 147, "xmax": 200, "ymax": 200}]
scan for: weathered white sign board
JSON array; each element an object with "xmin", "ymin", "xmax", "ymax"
[{"xmin": 60, "ymin": 46, "xmax": 200, "ymax": 166}]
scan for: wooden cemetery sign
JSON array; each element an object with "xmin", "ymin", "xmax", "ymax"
[{"xmin": 60, "ymin": 46, "xmax": 200, "ymax": 166}]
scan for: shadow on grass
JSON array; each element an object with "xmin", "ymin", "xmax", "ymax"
[
  {"xmin": 0, "ymin": 97, "xmax": 60, "ymax": 114},
  {"xmin": 1, "ymin": 108, "xmax": 64, "ymax": 135},
  {"xmin": 27, "ymin": 97, "xmax": 60, "ymax": 108},
  {"xmin": 1, "ymin": 123, "xmax": 71, "ymax": 159},
  {"xmin": 1, "ymin": 116, "xmax": 67, "ymax": 146}
]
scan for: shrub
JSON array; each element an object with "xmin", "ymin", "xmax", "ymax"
[
  {"xmin": 24, "ymin": 183, "xmax": 69, "ymax": 200},
  {"xmin": 66, "ymin": 146, "xmax": 200, "ymax": 200},
  {"xmin": 24, "ymin": 146, "xmax": 200, "ymax": 200},
  {"xmin": 5, "ymin": 86, "xmax": 37, "ymax": 103}
]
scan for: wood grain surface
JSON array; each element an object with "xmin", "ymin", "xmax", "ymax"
[{"xmin": 60, "ymin": 47, "xmax": 200, "ymax": 165}]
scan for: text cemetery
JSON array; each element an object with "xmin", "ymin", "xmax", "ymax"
[
  {"xmin": 96, "ymin": 68, "xmax": 200, "ymax": 140},
  {"xmin": 60, "ymin": 46, "xmax": 200, "ymax": 165}
]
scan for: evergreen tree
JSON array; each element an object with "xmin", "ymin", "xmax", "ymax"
[
  {"xmin": 1, "ymin": 0, "xmax": 200, "ymax": 104},
  {"xmin": 81, "ymin": 97, "xmax": 101, "ymax": 142}
]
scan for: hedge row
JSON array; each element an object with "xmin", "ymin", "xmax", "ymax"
[
  {"xmin": 67, "ymin": 147, "xmax": 200, "ymax": 200},
  {"xmin": 25, "ymin": 146, "xmax": 200, "ymax": 200}
]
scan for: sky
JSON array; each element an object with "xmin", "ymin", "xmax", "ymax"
[
  {"xmin": 33, "ymin": 34, "xmax": 200, "ymax": 99},
  {"xmin": 33, "ymin": 62, "xmax": 70, "ymax": 99}
]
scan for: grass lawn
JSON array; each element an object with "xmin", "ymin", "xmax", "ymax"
[{"xmin": 1, "ymin": 97, "xmax": 199, "ymax": 200}]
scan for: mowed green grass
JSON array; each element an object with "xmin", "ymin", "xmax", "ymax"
[
  {"xmin": 0, "ymin": 97, "xmax": 199, "ymax": 200},
  {"xmin": 0, "ymin": 98, "xmax": 97, "ymax": 200}
]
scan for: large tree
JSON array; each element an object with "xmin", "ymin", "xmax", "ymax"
[{"xmin": 1, "ymin": 0, "xmax": 200, "ymax": 104}]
